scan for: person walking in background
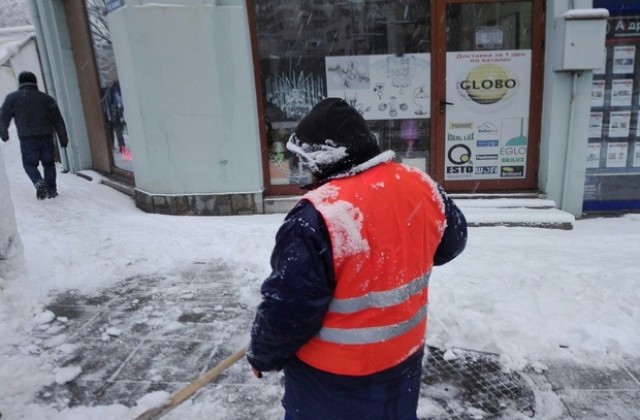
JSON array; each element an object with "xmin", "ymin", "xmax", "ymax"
[
  {"xmin": 0, "ymin": 71, "xmax": 68, "ymax": 200},
  {"xmin": 102, "ymin": 80, "xmax": 126, "ymax": 153},
  {"xmin": 248, "ymin": 98, "xmax": 468, "ymax": 420}
]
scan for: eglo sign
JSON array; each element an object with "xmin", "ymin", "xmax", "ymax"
[{"xmin": 458, "ymin": 64, "xmax": 518, "ymax": 105}]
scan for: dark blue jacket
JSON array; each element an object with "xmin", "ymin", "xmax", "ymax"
[
  {"xmin": 248, "ymin": 186, "xmax": 467, "ymax": 419},
  {"xmin": 0, "ymin": 83, "xmax": 68, "ymax": 146}
]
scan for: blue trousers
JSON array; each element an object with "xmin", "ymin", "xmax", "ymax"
[{"xmin": 19, "ymin": 138, "xmax": 56, "ymax": 192}]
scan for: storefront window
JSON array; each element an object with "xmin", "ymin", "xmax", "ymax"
[
  {"xmin": 253, "ymin": 0, "xmax": 431, "ymax": 187},
  {"xmin": 584, "ymin": 13, "xmax": 640, "ymax": 211},
  {"xmin": 86, "ymin": 0, "xmax": 133, "ymax": 173}
]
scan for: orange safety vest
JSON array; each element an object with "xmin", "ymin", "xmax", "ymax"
[{"xmin": 296, "ymin": 161, "xmax": 446, "ymax": 376}]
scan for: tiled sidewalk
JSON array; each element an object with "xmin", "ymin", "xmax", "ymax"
[{"xmin": 19, "ymin": 261, "xmax": 640, "ymax": 419}]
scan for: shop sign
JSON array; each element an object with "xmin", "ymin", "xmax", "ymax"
[
  {"xmin": 607, "ymin": 18, "xmax": 640, "ymax": 40},
  {"xmin": 445, "ymin": 50, "xmax": 531, "ymax": 180}
]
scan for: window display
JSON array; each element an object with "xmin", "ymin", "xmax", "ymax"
[
  {"xmin": 252, "ymin": 1, "xmax": 431, "ymax": 188},
  {"xmin": 87, "ymin": 0, "xmax": 133, "ymax": 173},
  {"xmin": 584, "ymin": 14, "xmax": 640, "ymax": 211}
]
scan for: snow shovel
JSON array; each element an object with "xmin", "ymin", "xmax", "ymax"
[{"xmin": 134, "ymin": 345, "xmax": 247, "ymax": 420}]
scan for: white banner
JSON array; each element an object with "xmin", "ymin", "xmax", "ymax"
[{"xmin": 445, "ymin": 50, "xmax": 532, "ymax": 180}]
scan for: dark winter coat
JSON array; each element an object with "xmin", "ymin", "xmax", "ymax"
[
  {"xmin": 0, "ymin": 83, "xmax": 68, "ymax": 146},
  {"xmin": 248, "ymin": 186, "xmax": 467, "ymax": 419}
]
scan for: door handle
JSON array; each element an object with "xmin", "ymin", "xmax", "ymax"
[{"xmin": 439, "ymin": 100, "xmax": 453, "ymax": 114}]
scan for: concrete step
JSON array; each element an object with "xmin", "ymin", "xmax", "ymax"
[{"xmin": 264, "ymin": 194, "xmax": 575, "ymax": 230}]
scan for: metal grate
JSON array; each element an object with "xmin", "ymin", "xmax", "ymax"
[{"xmin": 421, "ymin": 346, "xmax": 536, "ymax": 419}]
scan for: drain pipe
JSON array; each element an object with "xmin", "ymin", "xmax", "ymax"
[
  {"xmin": 560, "ymin": 0, "xmax": 577, "ymax": 211},
  {"xmin": 560, "ymin": 70, "xmax": 580, "ymax": 210},
  {"xmin": 27, "ymin": 0, "xmax": 71, "ymax": 173}
]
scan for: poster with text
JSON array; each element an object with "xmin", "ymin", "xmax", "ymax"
[
  {"xmin": 606, "ymin": 142, "xmax": 629, "ymax": 167},
  {"xmin": 609, "ymin": 111, "xmax": 631, "ymax": 137},
  {"xmin": 326, "ymin": 54, "xmax": 430, "ymax": 120},
  {"xmin": 444, "ymin": 50, "xmax": 531, "ymax": 180},
  {"xmin": 611, "ymin": 79, "xmax": 633, "ymax": 107},
  {"xmin": 589, "ymin": 112, "xmax": 603, "ymax": 138},
  {"xmin": 586, "ymin": 143, "xmax": 602, "ymax": 169},
  {"xmin": 591, "ymin": 80, "xmax": 605, "ymax": 107},
  {"xmin": 613, "ymin": 46, "xmax": 636, "ymax": 74}
]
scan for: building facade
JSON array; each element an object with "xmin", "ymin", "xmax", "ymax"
[{"xmin": 26, "ymin": 0, "xmax": 629, "ymax": 218}]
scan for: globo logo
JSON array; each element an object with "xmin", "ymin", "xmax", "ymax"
[{"xmin": 458, "ymin": 64, "xmax": 517, "ymax": 105}]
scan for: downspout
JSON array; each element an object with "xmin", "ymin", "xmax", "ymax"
[
  {"xmin": 27, "ymin": 0, "xmax": 71, "ymax": 173},
  {"xmin": 560, "ymin": 70, "xmax": 580, "ymax": 210}
]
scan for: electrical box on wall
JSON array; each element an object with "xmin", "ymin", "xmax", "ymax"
[{"xmin": 555, "ymin": 8, "xmax": 609, "ymax": 71}]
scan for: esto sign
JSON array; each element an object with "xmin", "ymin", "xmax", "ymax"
[{"xmin": 458, "ymin": 64, "xmax": 517, "ymax": 105}]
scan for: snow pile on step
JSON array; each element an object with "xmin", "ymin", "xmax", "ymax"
[{"xmin": 453, "ymin": 198, "xmax": 575, "ymax": 229}]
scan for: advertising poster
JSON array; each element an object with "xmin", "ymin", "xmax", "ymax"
[
  {"xmin": 591, "ymin": 80, "xmax": 605, "ymax": 107},
  {"xmin": 586, "ymin": 143, "xmax": 602, "ymax": 169},
  {"xmin": 608, "ymin": 111, "xmax": 631, "ymax": 137},
  {"xmin": 635, "ymin": 142, "xmax": 640, "ymax": 167},
  {"xmin": 606, "ymin": 142, "xmax": 629, "ymax": 167},
  {"xmin": 444, "ymin": 50, "xmax": 531, "ymax": 180},
  {"xmin": 611, "ymin": 79, "xmax": 633, "ymax": 107},
  {"xmin": 325, "ymin": 54, "xmax": 430, "ymax": 121},
  {"xmin": 589, "ymin": 112, "xmax": 603, "ymax": 138},
  {"xmin": 612, "ymin": 45, "xmax": 636, "ymax": 74}
]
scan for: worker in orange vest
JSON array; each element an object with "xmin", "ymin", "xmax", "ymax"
[{"xmin": 248, "ymin": 98, "xmax": 467, "ymax": 420}]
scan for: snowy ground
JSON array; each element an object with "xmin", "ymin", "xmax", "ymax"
[{"xmin": 1, "ymin": 132, "xmax": 640, "ymax": 419}]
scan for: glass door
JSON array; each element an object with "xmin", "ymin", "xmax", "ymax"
[{"xmin": 434, "ymin": 0, "xmax": 542, "ymax": 191}]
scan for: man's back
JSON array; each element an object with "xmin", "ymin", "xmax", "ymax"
[{"xmin": 1, "ymin": 86, "xmax": 60, "ymax": 139}]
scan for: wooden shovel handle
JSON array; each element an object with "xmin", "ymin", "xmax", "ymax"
[{"xmin": 134, "ymin": 346, "xmax": 247, "ymax": 420}]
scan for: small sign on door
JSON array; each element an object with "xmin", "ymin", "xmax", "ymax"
[{"xmin": 476, "ymin": 26, "xmax": 504, "ymax": 50}]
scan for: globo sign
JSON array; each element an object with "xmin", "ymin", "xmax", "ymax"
[{"xmin": 458, "ymin": 64, "xmax": 517, "ymax": 105}]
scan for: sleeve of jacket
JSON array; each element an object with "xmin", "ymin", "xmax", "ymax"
[
  {"xmin": 0, "ymin": 95, "xmax": 14, "ymax": 141},
  {"xmin": 434, "ymin": 186, "xmax": 468, "ymax": 266},
  {"xmin": 49, "ymin": 99, "xmax": 68, "ymax": 147},
  {"xmin": 247, "ymin": 200, "xmax": 335, "ymax": 372}
]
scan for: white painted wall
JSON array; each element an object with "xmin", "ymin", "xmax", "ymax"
[
  {"xmin": 9, "ymin": 39, "xmax": 43, "ymax": 86},
  {"xmin": 108, "ymin": 0, "xmax": 263, "ymax": 195},
  {"xmin": 540, "ymin": 0, "xmax": 597, "ymax": 218}
]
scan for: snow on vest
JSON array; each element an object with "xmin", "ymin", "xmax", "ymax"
[{"xmin": 297, "ymin": 161, "xmax": 446, "ymax": 376}]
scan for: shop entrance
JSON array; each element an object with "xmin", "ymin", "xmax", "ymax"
[
  {"xmin": 250, "ymin": 0, "xmax": 544, "ymax": 195},
  {"xmin": 431, "ymin": 0, "xmax": 543, "ymax": 191}
]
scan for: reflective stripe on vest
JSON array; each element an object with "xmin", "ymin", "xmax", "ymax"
[
  {"xmin": 318, "ymin": 303, "xmax": 428, "ymax": 345},
  {"xmin": 328, "ymin": 273, "xmax": 430, "ymax": 314},
  {"xmin": 296, "ymin": 162, "xmax": 446, "ymax": 376}
]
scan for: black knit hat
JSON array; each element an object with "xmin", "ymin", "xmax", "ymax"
[
  {"xmin": 18, "ymin": 71, "xmax": 37, "ymax": 85},
  {"xmin": 287, "ymin": 98, "xmax": 381, "ymax": 181}
]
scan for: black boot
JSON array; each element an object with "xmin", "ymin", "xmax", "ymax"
[{"xmin": 35, "ymin": 181, "xmax": 47, "ymax": 200}]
